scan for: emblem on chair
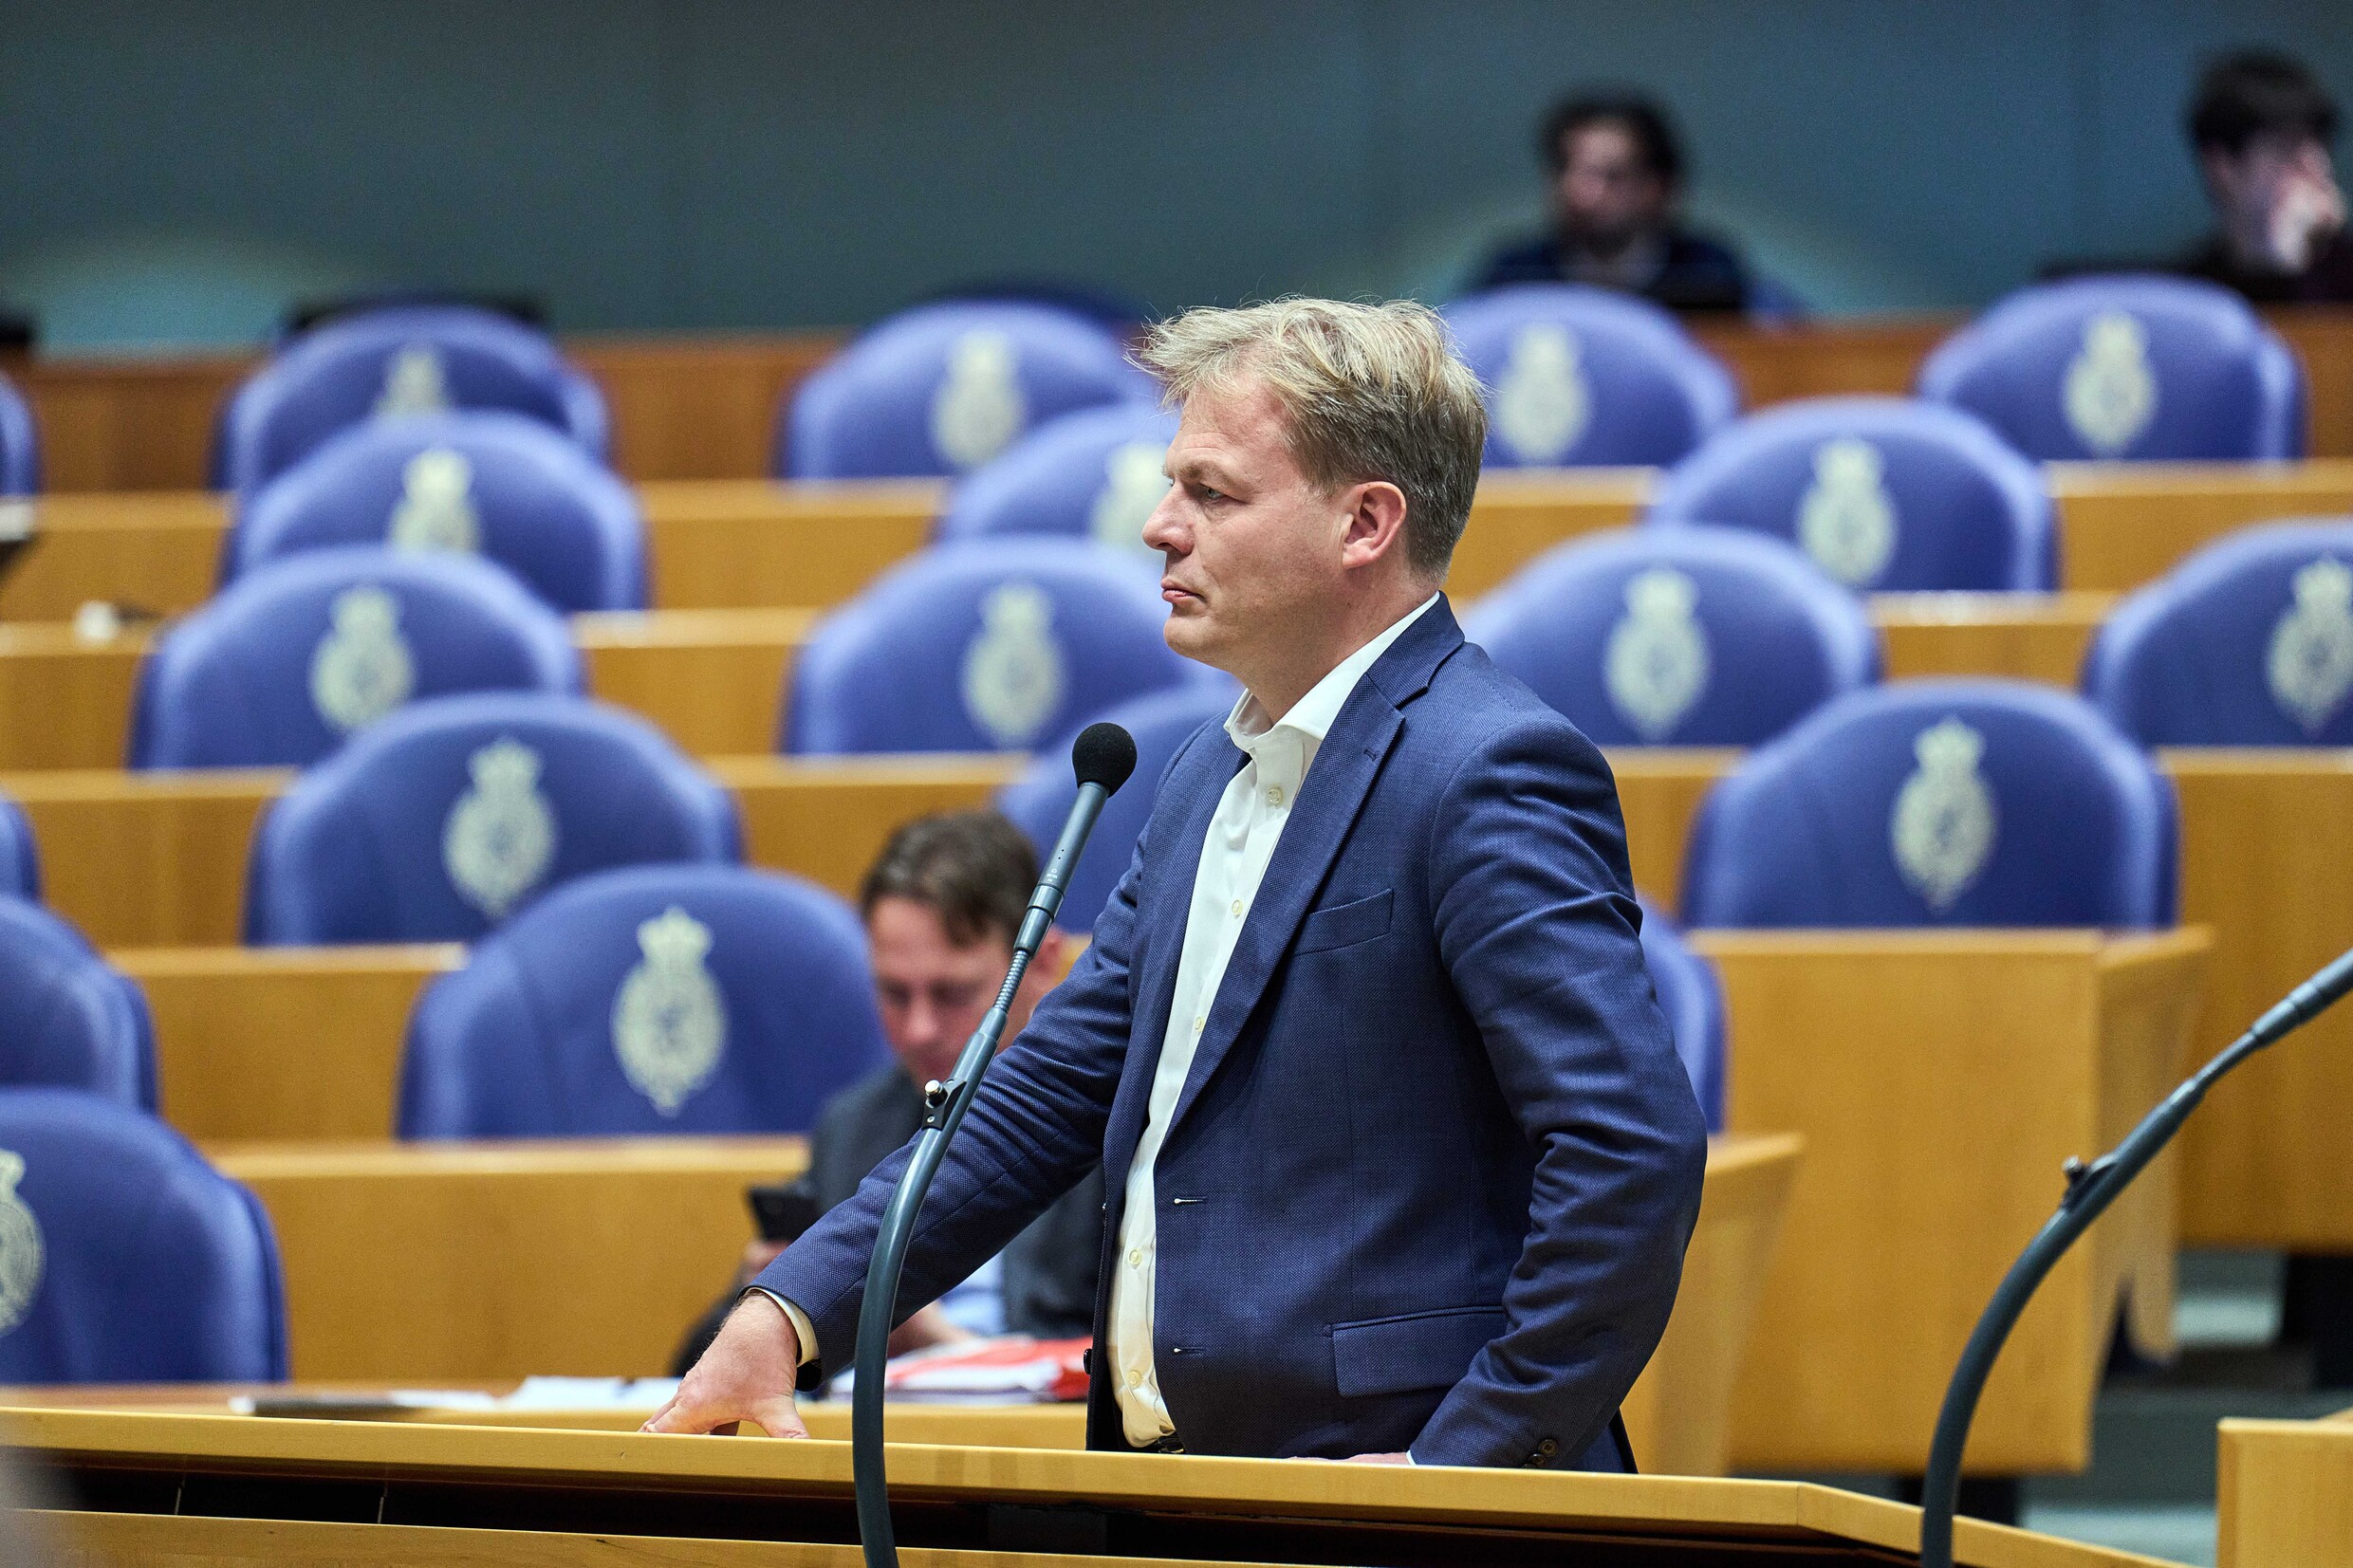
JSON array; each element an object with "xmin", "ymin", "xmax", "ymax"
[
  {"xmin": 1796, "ymin": 436, "xmax": 1898, "ymax": 586},
  {"xmin": 931, "ymin": 330, "xmax": 1028, "ymax": 470},
  {"xmin": 961, "ymin": 582, "xmax": 1066, "ymax": 748},
  {"xmin": 2063, "ymin": 312, "xmax": 2158, "ymax": 456},
  {"xmin": 375, "ymin": 345, "xmax": 454, "ymax": 419},
  {"xmin": 1892, "ymin": 718, "xmax": 1997, "ymax": 913},
  {"xmin": 612, "ymin": 906, "xmax": 730, "ymax": 1116},
  {"xmin": 2267, "ymin": 557, "xmax": 2353, "ymax": 735},
  {"xmin": 387, "ymin": 448, "xmax": 481, "ymax": 554},
  {"xmin": 1492, "ymin": 323, "xmax": 1592, "ymax": 464},
  {"xmin": 309, "ymin": 586, "xmax": 417, "ymax": 734},
  {"xmin": 1604, "ymin": 567, "xmax": 1711, "ymax": 741},
  {"xmin": 443, "ymin": 737, "xmax": 558, "ymax": 919},
  {"xmin": 0, "ymin": 1150, "xmax": 44, "ymax": 1337},
  {"xmin": 1088, "ymin": 439, "xmax": 1173, "ymax": 554}
]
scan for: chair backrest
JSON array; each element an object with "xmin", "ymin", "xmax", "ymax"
[
  {"xmin": 1645, "ymin": 396, "xmax": 2055, "ymax": 591},
  {"xmin": 1916, "ymin": 274, "xmax": 2305, "ymax": 462},
  {"xmin": 2084, "ymin": 517, "xmax": 2353, "ymax": 746},
  {"xmin": 933, "ymin": 402, "xmax": 1179, "ymax": 559},
  {"xmin": 0, "ymin": 1088, "xmax": 286, "ymax": 1382},
  {"xmin": 0, "ymin": 795, "xmax": 36, "ymax": 902},
  {"xmin": 246, "ymin": 692, "xmax": 740, "ymax": 945},
  {"xmin": 1464, "ymin": 527, "xmax": 1880, "ymax": 747},
  {"xmin": 0, "ymin": 900, "xmax": 155, "ymax": 1109},
  {"xmin": 1637, "ymin": 896, "xmax": 1725, "ymax": 1134},
  {"xmin": 131, "ymin": 547, "xmax": 581, "ymax": 770},
  {"xmin": 995, "ymin": 681, "xmax": 1242, "ymax": 932},
  {"xmin": 229, "ymin": 412, "xmax": 646, "ymax": 612},
  {"xmin": 215, "ymin": 304, "xmax": 609, "ymax": 494},
  {"xmin": 1442, "ymin": 285, "xmax": 1739, "ymax": 468},
  {"xmin": 784, "ymin": 537, "xmax": 1195, "ymax": 755},
  {"xmin": 781, "ymin": 301, "xmax": 1153, "ymax": 479},
  {"xmin": 399, "ymin": 864, "xmax": 888, "ymax": 1138},
  {"xmin": 0, "ymin": 371, "xmax": 37, "ymax": 494},
  {"xmin": 1681, "ymin": 678, "xmax": 2176, "ymax": 929}
]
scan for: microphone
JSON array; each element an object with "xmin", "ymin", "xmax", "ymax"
[
  {"xmin": 1918, "ymin": 940, "xmax": 2353, "ymax": 1568},
  {"xmin": 851, "ymin": 722, "xmax": 1135, "ymax": 1568}
]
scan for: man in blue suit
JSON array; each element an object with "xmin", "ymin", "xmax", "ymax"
[{"xmin": 648, "ymin": 298, "xmax": 1708, "ymax": 1468}]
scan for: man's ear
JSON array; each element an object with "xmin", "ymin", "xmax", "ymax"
[{"xmin": 1339, "ymin": 481, "xmax": 1411, "ymax": 569}]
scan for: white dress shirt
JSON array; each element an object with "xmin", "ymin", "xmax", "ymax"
[{"xmin": 1108, "ymin": 594, "xmax": 1437, "ymax": 1447}]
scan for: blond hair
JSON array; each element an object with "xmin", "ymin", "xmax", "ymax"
[{"xmin": 1137, "ymin": 298, "xmax": 1487, "ymax": 580}]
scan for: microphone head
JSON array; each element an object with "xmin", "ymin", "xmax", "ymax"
[{"xmin": 1071, "ymin": 722, "xmax": 1139, "ymax": 795}]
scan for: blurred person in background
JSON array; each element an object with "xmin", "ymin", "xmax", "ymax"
[
  {"xmin": 2179, "ymin": 50, "xmax": 2351, "ymax": 304},
  {"xmin": 1473, "ymin": 90, "xmax": 1753, "ymax": 313}
]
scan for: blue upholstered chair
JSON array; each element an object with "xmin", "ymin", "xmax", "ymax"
[
  {"xmin": 1681, "ymin": 679, "xmax": 2176, "ymax": 929},
  {"xmin": 0, "ymin": 901, "xmax": 155, "ymax": 1108},
  {"xmin": 214, "ymin": 304, "xmax": 609, "ymax": 494},
  {"xmin": 784, "ymin": 538, "xmax": 1194, "ymax": 755},
  {"xmin": 1463, "ymin": 527, "xmax": 1879, "ymax": 747},
  {"xmin": 228, "ymin": 412, "xmax": 646, "ymax": 613},
  {"xmin": 2084, "ymin": 518, "xmax": 2353, "ymax": 746},
  {"xmin": 1637, "ymin": 896, "xmax": 1725, "ymax": 1134},
  {"xmin": 0, "ymin": 371, "xmax": 37, "ymax": 494},
  {"xmin": 1442, "ymin": 286, "xmax": 1738, "ymax": 468},
  {"xmin": 1916, "ymin": 275, "xmax": 2305, "ymax": 462},
  {"xmin": 996, "ymin": 681, "xmax": 1241, "ymax": 932},
  {"xmin": 933, "ymin": 403, "xmax": 1180, "ymax": 557},
  {"xmin": 0, "ymin": 1088, "xmax": 286, "ymax": 1382},
  {"xmin": 246, "ymin": 692, "xmax": 740, "ymax": 946},
  {"xmin": 1645, "ymin": 397, "xmax": 2056, "ymax": 591},
  {"xmin": 131, "ymin": 547, "xmax": 581, "ymax": 770},
  {"xmin": 780, "ymin": 301, "xmax": 1153, "ymax": 479},
  {"xmin": 0, "ymin": 795, "xmax": 36, "ymax": 902},
  {"xmin": 398, "ymin": 864, "xmax": 888, "ymax": 1138}
]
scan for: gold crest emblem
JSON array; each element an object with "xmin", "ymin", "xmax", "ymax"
[
  {"xmin": 0, "ymin": 1150, "xmax": 45, "ymax": 1337},
  {"xmin": 1087, "ymin": 439, "xmax": 1173, "ymax": 554},
  {"xmin": 930, "ymin": 330, "xmax": 1028, "ymax": 470},
  {"xmin": 1796, "ymin": 436, "xmax": 1899, "ymax": 586},
  {"xmin": 960, "ymin": 581, "xmax": 1066, "ymax": 748},
  {"xmin": 1492, "ymin": 323, "xmax": 1592, "ymax": 464},
  {"xmin": 2063, "ymin": 311, "xmax": 2158, "ymax": 456},
  {"xmin": 386, "ymin": 447, "xmax": 481, "ymax": 554},
  {"xmin": 374, "ymin": 344, "xmax": 454, "ymax": 419},
  {"xmin": 442, "ymin": 737, "xmax": 558, "ymax": 920},
  {"xmin": 1603, "ymin": 567, "xmax": 1712, "ymax": 741},
  {"xmin": 2267, "ymin": 557, "xmax": 2353, "ymax": 735},
  {"xmin": 308, "ymin": 586, "xmax": 417, "ymax": 734},
  {"xmin": 1891, "ymin": 717, "xmax": 1998, "ymax": 913},
  {"xmin": 611, "ymin": 906, "xmax": 729, "ymax": 1116}
]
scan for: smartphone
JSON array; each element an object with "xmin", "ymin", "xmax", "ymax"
[{"xmin": 746, "ymin": 1182, "xmax": 821, "ymax": 1245}]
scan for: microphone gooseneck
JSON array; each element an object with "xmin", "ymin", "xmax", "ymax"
[
  {"xmin": 851, "ymin": 723, "xmax": 1134, "ymax": 1568},
  {"xmin": 1918, "ymin": 941, "xmax": 2353, "ymax": 1568}
]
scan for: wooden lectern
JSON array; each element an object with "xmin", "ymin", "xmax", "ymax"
[{"xmin": 2218, "ymin": 1405, "xmax": 2353, "ymax": 1568}]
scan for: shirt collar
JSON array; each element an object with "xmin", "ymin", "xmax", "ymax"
[{"xmin": 1224, "ymin": 594, "xmax": 1440, "ymax": 756}]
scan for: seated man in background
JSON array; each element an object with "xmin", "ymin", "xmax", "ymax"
[
  {"xmin": 672, "ymin": 810, "xmax": 1101, "ymax": 1374},
  {"xmin": 1473, "ymin": 90, "xmax": 1753, "ymax": 313},
  {"xmin": 2179, "ymin": 50, "xmax": 2350, "ymax": 304}
]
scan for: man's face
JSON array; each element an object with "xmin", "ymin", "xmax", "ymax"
[
  {"xmin": 2204, "ymin": 132, "xmax": 2335, "ymax": 226},
  {"xmin": 866, "ymin": 896, "xmax": 1011, "ymax": 1089},
  {"xmin": 1555, "ymin": 120, "xmax": 1669, "ymax": 250},
  {"xmin": 1141, "ymin": 375, "xmax": 1348, "ymax": 674}
]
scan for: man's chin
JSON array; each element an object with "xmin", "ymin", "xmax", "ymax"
[{"xmin": 1161, "ymin": 613, "xmax": 1223, "ymax": 666}]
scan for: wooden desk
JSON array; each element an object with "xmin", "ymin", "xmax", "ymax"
[
  {"xmin": 1695, "ymin": 928, "xmax": 2210, "ymax": 1474},
  {"xmin": 1873, "ymin": 591, "xmax": 2114, "ymax": 688},
  {"xmin": 2217, "ymin": 1406, "xmax": 2353, "ymax": 1568},
  {"xmin": 2052, "ymin": 458, "xmax": 2353, "ymax": 591},
  {"xmin": 0, "ymin": 1405, "xmax": 2165, "ymax": 1567}
]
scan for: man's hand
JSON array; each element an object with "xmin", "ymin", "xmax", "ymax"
[
  {"xmin": 1341, "ymin": 1451, "xmax": 1413, "ymax": 1465},
  {"xmin": 641, "ymin": 1293, "xmax": 808, "ymax": 1437}
]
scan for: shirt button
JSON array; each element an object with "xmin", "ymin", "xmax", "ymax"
[
  {"xmin": 1266, "ymin": 785, "xmax": 1284, "ymax": 805},
  {"xmin": 1128, "ymin": 1248, "xmax": 1144, "ymax": 1267},
  {"xmin": 1192, "ymin": 1016, "xmax": 1204, "ymax": 1033},
  {"xmin": 1229, "ymin": 899, "xmax": 1243, "ymax": 917}
]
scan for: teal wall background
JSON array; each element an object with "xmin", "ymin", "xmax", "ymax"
[{"xmin": 2, "ymin": 1, "xmax": 2347, "ymax": 349}]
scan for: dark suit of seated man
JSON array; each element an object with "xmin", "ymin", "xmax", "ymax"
[
  {"xmin": 648, "ymin": 298, "xmax": 1709, "ymax": 1469},
  {"xmin": 670, "ymin": 811, "xmax": 1102, "ymax": 1376}
]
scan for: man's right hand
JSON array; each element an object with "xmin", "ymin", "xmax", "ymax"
[{"xmin": 641, "ymin": 1292, "xmax": 809, "ymax": 1437}]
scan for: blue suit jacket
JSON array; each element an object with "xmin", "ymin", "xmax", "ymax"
[{"xmin": 759, "ymin": 599, "xmax": 1708, "ymax": 1467}]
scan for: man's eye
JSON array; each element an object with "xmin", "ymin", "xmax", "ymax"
[{"xmin": 1194, "ymin": 484, "xmax": 1226, "ymax": 503}]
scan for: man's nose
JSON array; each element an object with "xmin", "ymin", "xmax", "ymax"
[{"xmin": 1141, "ymin": 491, "xmax": 1186, "ymax": 554}]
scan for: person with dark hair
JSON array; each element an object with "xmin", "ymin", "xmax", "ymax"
[
  {"xmin": 1473, "ymin": 91, "xmax": 1752, "ymax": 313},
  {"xmin": 2179, "ymin": 50, "xmax": 2351, "ymax": 303},
  {"xmin": 670, "ymin": 809, "xmax": 1100, "ymax": 1374}
]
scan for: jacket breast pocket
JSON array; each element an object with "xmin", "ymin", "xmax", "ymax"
[
  {"xmin": 1330, "ymin": 1304, "xmax": 1507, "ymax": 1398},
  {"xmin": 1293, "ymin": 890, "xmax": 1393, "ymax": 956}
]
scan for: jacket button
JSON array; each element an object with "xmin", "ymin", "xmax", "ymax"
[{"xmin": 1524, "ymin": 1437, "xmax": 1558, "ymax": 1467}]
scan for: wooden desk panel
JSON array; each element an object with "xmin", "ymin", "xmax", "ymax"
[
  {"xmin": 577, "ymin": 607, "xmax": 815, "ymax": 758},
  {"xmin": 2053, "ymin": 458, "xmax": 2353, "ymax": 591},
  {"xmin": 2219, "ymin": 1411, "xmax": 2353, "ymax": 1568},
  {"xmin": 571, "ymin": 333, "xmax": 843, "ymax": 483},
  {"xmin": 0, "ymin": 490, "xmax": 228, "ymax": 620},
  {"xmin": 639, "ymin": 479, "xmax": 940, "ymax": 610},
  {"xmin": 1696, "ymin": 928, "xmax": 2208, "ymax": 1474},
  {"xmin": 1445, "ymin": 468, "xmax": 1651, "ymax": 599},
  {"xmin": 8, "ymin": 349, "xmax": 252, "ymax": 493},
  {"xmin": 1608, "ymin": 749, "xmax": 1734, "ymax": 911},
  {"xmin": 0, "ymin": 619, "xmax": 142, "ymax": 768},
  {"xmin": 1872, "ymin": 591, "xmax": 2114, "ymax": 688},
  {"xmin": 712, "ymin": 754, "xmax": 1024, "ymax": 900}
]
